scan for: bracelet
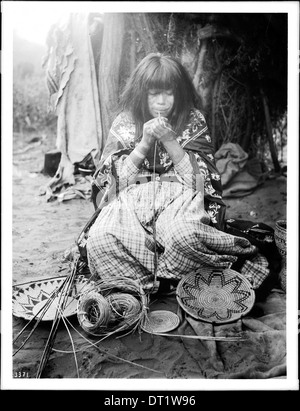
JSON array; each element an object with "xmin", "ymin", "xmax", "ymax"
[{"xmin": 132, "ymin": 147, "xmax": 146, "ymax": 159}]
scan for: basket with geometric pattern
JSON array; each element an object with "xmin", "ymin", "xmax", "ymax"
[
  {"xmin": 176, "ymin": 267, "xmax": 255, "ymax": 324},
  {"xmin": 12, "ymin": 275, "xmax": 91, "ymax": 321},
  {"xmin": 274, "ymin": 219, "xmax": 287, "ymax": 292}
]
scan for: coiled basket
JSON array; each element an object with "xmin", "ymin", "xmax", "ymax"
[{"xmin": 274, "ymin": 219, "xmax": 287, "ymax": 292}]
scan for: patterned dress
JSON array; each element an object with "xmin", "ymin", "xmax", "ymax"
[{"xmin": 87, "ymin": 109, "xmax": 257, "ymax": 291}]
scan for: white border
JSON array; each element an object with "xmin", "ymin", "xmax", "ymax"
[{"xmin": 2, "ymin": 1, "xmax": 299, "ymax": 391}]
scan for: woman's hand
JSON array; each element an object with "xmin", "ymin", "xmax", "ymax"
[
  {"xmin": 143, "ymin": 117, "xmax": 184, "ymax": 165},
  {"xmin": 141, "ymin": 117, "xmax": 184, "ymax": 165},
  {"xmin": 141, "ymin": 119, "xmax": 158, "ymax": 148},
  {"xmin": 144, "ymin": 116, "xmax": 177, "ymax": 145}
]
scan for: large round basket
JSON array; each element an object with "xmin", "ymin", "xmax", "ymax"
[
  {"xmin": 12, "ymin": 275, "xmax": 91, "ymax": 321},
  {"xmin": 274, "ymin": 219, "xmax": 287, "ymax": 292},
  {"xmin": 176, "ymin": 268, "xmax": 255, "ymax": 324}
]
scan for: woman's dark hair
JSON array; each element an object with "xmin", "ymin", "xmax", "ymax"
[{"xmin": 119, "ymin": 53, "xmax": 202, "ymax": 139}]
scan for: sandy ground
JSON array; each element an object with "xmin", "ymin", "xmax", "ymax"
[{"xmin": 10, "ymin": 130, "xmax": 287, "ymax": 381}]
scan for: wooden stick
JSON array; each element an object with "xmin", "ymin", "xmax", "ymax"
[
  {"xmin": 36, "ymin": 258, "xmax": 79, "ymax": 378},
  {"xmin": 148, "ymin": 332, "xmax": 247, "ymax": 341}
]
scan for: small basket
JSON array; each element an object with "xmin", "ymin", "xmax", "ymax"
[
  {"xmin": 141, "ymin": 310, "xmax": 180, "ymax": 334},
  {"xmin": 274, "ymin": 219, "xmax": 287, "ymax": 292}
]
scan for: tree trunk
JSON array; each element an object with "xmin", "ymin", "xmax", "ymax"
[
  {"xmin": 98, "ymin": 13, "xmax": 125, "ymax": 143},
  {"xmin": 240, "ymin": 85, "xmax": 252, "ymax": 152},
  {"xmin": 193, "ymin": 40, "xmax": 207, "ymax": 91},
  {"xmin": 129, "ymin": 13, "xmax": 157, "ymax": 54},
  {"xmin": 260, "ymin": 87, "xmax": 281, "ymax": 172},
  {"xmin": 129, "ymin": 29, "xmax": 136, "ymax": 73},
  {"xmin": 211, "ymin": 73, "xmax": 221, "ymax": 150}
]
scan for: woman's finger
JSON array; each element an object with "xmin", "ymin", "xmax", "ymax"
[{"xmin": 158, "ymin": 116, "xmax": 169, "ymax": 125}]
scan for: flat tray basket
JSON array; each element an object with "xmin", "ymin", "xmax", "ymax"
[
  {"xmin": 176, "ymin": 268, "xmax": 255, "ymax": 324},
  {"xmin": 141, "ymin": 310, "xmax": 180, "ymax": 334},
  {"xmin": 13, "ymin": 275, "xmax": 91, "ymax": 321}
]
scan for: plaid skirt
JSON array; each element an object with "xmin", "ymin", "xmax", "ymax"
[{"xmin": 87, "ymin": 181, "xmax": 257, "ymax": 291}]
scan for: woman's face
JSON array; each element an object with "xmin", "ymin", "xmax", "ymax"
[{"xmin": 147, "ymin": 89, "xmax": 174, "ymax": 118}]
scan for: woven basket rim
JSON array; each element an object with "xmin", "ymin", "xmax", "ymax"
[
  {"xmin": 141, "ymin": 310, "xmax": 180, "ymax": 333},
  {"xmin": 275, "ymin": 219, "xmax": 287, "ymax": 231},
  {"xmin": 176, "ymin": 268, "xmax": 255, "ymax": 324}
]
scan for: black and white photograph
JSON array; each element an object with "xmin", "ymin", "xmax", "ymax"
[{"xmin": 1, "ymin": 1, "xmax": 299, "ymax": 392}]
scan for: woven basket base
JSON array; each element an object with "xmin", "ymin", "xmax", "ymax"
[
  {"xmin": 141, "ymin": 310, "xmax": 180, "ymax": 334},
  {"xmin": 176, "ymin": 268, "xmax": 255, "ymax": 324}
]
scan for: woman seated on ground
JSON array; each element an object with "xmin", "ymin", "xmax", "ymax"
[{"xmin": 87, "ymin": 53, "xmax": 257, "ymax": 292}]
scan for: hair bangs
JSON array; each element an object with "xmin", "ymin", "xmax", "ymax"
[{"xmin": 145, "ymin": 62, "xmax": 179, "ymax": 92}]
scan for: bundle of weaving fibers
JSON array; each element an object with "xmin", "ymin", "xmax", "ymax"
[
  {"xmin": 107, "ymin": 292, "xmax": 142, "ymax": 327},
  {"xmin": 95, "ymin": 276, "xmax": 148, "ymax": 301},
  {"xmin": 77, "ymin": 291, "xmax": 112, "ymax": 335},
  {"xmin": 77, "ymin": 277, "xmax": 148, "ymax": 338}
]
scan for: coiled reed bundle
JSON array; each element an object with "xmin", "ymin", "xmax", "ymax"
[
  {"xmin": 107, "ymin": 292, "xmax": 142, "ymax": 327},
  {"xmin": 77, "ymin": 277, "xmax": 149, "ymax": 338},
  {"xmin": 77, "ymin": 291, "xmax": 112, "ymax": 336},
  {"xmin": 94, "ymin": 276, "xmax": 148, "ymax": 313}
]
